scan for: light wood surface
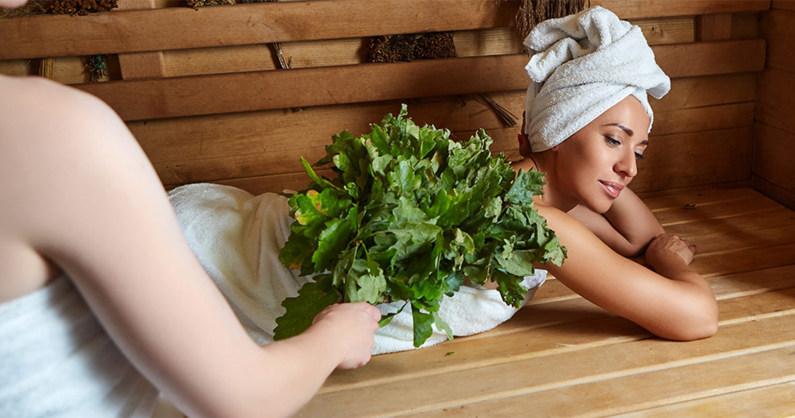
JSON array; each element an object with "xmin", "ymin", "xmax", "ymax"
[{"xmin": 293, "ymin": 186, "xmax": 795, "ymax": 418}]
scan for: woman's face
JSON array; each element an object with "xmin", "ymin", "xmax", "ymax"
[{"xmin": 552, "ymin": 96, "xmax": 651, "ymax": 214}]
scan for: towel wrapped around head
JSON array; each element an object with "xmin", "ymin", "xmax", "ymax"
[{"xmin": 522, "ymin": 6, "xmax": 671, "ymax": 152}]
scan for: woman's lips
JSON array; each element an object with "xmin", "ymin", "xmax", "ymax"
[{"xmin": 599, "ymin": 180, "xmax": 624, "ymax": 198}]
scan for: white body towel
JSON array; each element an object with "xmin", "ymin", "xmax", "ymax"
[
  {"xmin": 523, "ymin": 6, "xmax": 671, "ymax": 152},
  {"xmin": 0, "ymin": 276, "xmax": 158, "ymax": 418},
  {"xmin": 169, "ymin": 183, "xmax": 545, "ymax": 354}
]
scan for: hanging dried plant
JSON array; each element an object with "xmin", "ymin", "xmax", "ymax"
[
  {"xmin": 515, "ymin": 0, "xmax": 590, "ymax": 41},
  {"xmin": 47, "ymin": 0, "xmax": 117, "ymax": 15},
  {"xmin": 86, "ymin": 54, "xmax": 108, "ymax": 83},
  {"xmin": 184, "ymin": 0, "xmax": 234, "ymax": 10}
]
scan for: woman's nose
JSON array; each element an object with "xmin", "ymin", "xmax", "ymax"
[{"xmin": 615, "ymin": 150, "xmax": 638, "ymax": 178}]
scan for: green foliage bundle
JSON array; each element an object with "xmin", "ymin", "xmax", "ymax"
[{"xmin": 275, "ymin": 105, "xmax": 566, "ymax": 347}]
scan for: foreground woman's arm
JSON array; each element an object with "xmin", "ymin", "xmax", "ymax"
[
  {"xmin": 0, "ymin": 76, "xmax": 379, "ymax": 418},
  {"xmin": 567, "ymin": 187, "xmax": 665, "ymax": 257},
  {"xmin": 537, "ymin": 205, "xmax": 717, "ymax": 341}
]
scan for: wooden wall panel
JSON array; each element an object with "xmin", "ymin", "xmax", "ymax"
[
  {"xmin": 75, "ymin": 40, "xmax": 765, "ymax": 122},
  {"xmin": 761, "ymin": 9, "xmax": 795, "ymax": 71},
  {"xmin": 134, "ymin": 76, "xmax": 756, "ymax": 194},
  {"xmin": 773, "ymin": 0, "xmax": 795, "ymax": 12},
  {"xmin": 0, "ymin": 16, "xmax": 695, "ymax": 84},
  {"xmin": 756, "ymin": 68, "xmax": 795, "ymax": 137},
  {"xmin": 754, "ymin": 124, "xmax": 795, "ymax": 192},
  {"xmin": 753, "ymin": 7, "xmax": 795, "ymax": 209},
  {"xmin": 0, "ymin": 0, "xmax": 769, "ymax": 61}
]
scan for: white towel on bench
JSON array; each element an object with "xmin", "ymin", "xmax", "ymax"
[{"xmin": 169, "ymin": 183, "xmax": 545, "ymax": 355}]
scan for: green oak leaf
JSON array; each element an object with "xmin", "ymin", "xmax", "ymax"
[{"xmin": 273, "ymin": 274, "xmax": 340, "ymax": 341}]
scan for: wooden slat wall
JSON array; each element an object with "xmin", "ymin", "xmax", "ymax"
[
  {"xmin": 754, "ymin": 0, "xmax": 795, "ymax": 210},
  {"xmin": 0, "ymin": 0, "xmax": 770, "ymax": 195}
]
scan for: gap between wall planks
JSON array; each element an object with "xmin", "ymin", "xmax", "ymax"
[
  {"xmin": 0, "ymin": 0, "xmax": 770, "ymax": 61},
  {"xmin": 75, "ymin": 40, "xmax": 765, "ymax": 122}
]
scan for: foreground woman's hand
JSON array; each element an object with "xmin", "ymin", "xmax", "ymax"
[{"xmin": 311, "ymin": 303, "xmax": 381, "ymax": 369}]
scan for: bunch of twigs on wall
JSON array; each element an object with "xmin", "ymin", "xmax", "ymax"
[
  {"xmin": 367, "ymin": 32, "xmax": 519, "ymax": 128},
  {"xmin": 515, "ymin": 0, "xmax": 590, "ymax": 40}
]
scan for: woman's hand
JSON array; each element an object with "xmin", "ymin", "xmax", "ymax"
[
  {"xmin": 311, "ymin": 303, "xmax": 381, "ymax": 369},
  {"xmin": 645, "ymin": 233, "xmax": 697, "ymax": 275}
]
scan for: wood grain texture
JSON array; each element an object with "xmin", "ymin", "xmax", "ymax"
[
  {"xmin": 697, "ymin": 13, "xmax": 732, "ymax": 41},
  {"xmin": 753, "ymin": 175, "xmax": 795, "ymax": 211},
  {"xmin": 612, "ymin": 383, "xmax": 795, "ymax": 418},
  {"xmin": 731, "ymin": 12, "xmax": 761, "ymax": 39},
  {"xmin": 0, "ymin": 0, "xmax": 769, "ymax": 60},
  {"xmin": 754, "ymin": 123, "xmax": 795, "ymax": 193},
  {"xmin": 76, "ymin": 40, "xmax": 765, "ymax": 122},
  {"xmin": 140, "ymin": 105, "xmax": 754, "ymax": 191},
  {"xmin": 761, "ymin": 9, "xmax": 795, "ymax": 72},
  {"xmin": 755, "ymin": 68, "xmax": 795, "ymax": 134},
  {"xmin": 116, "ymin": 0, "xmax": 167, "ymax": 80},
  {"xmin": 773, "ymin": 0, "xmax": 795, "ymax": 12},
  {"xmin": 0, "ymin": 15, "xmax": 693, "ymax": 81},
  {"xmin": 131, "ymin": 72, "xmax": 758, "ymax": 194},
  {"xmin": 634, "ymin": 127, "xmax": 753, "ymax": 191},
  {"xmin": 161, "ymin": 16, "xmax": 695, "ymax": 78}
]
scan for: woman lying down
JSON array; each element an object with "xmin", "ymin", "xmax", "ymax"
[
  {"xmin": 0, "ymin": 5, "xmax": 716, "ymax": 418},
  {"xmin": 170, "ymin": 6, "xmax": 717, "ymax": 353}
]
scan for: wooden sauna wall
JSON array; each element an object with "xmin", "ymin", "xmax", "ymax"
[
  {"xmin": 0, "ymin": 0, "xmax": 769, "ymax": 196},
  {"xmin": 755, "ymin": 0, "xmax": 795, "ymax": 210}
]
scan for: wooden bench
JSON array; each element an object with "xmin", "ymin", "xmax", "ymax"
[{"xmin": 4, "ymin": 0, "xmax": 794, "ymax": 415}]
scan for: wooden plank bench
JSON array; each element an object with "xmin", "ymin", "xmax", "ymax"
[{"xmin": 296, "ymin": 185, "xmax": 795, "ymax": 417}]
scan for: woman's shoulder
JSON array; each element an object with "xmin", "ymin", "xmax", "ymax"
[{"xmin": 0, "ymin": 75, "xmax": 111, "ymax": 127}]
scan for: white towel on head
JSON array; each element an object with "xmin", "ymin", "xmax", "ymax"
[
  {"xmin": 522, "ymin": 6, "xmax": 670, "ymax": 152},
  {"xmin": 168, "ymin": 183, "xmax": 545, "ymax": 355}
]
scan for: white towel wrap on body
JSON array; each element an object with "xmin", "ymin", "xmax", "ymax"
[
  {"xmin": 168, "ymin": 183, "xmax": 546, "ymax": 355},
  {"xmin": 523, "ymin": 6, "xmax": 671, "ymax": 152}
]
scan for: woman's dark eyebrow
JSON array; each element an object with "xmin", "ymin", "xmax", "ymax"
[{"xmin": 604, "ymin": 123, "xmax": 634, "ymax": 137}]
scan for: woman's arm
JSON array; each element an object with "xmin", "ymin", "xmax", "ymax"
[
  {"xmin": 1, "ymin": 76, "xmax": 379, "ymax": 418},
  {"xmin": 537, "ymin": 205, "xmax": 717, "ymax": 341},
  {"xmin": 567, "ymin": 187, "xmax": 665, "ymax": 257}
]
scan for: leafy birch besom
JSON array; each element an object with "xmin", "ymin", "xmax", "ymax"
[{"xmin": 275, "ymin": 105, "xmax": 566, "ymax": 347}]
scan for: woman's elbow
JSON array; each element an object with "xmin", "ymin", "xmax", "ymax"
[
  {"xmin": 660, "ymin": 305, "xmax": 719, "ymax": 341},
  {"xmin": 673, "ymin": 317, "xmax": 718, "ymax": 341}
]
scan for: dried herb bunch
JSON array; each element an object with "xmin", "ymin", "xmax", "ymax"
[
  {"xmin": 516, "ymin": 0, "xmax": 590, "ymax": 40},
  {"xmin": 47, "ymin": 0, "xmax": 117, "ymax": 15},
  {"xmin": 184, "ymin": 0, "xmax": 234, "ymax": 9},
  {"xmin": 368, "ymin": 32, "xmax": 457, "ymax": 63}
]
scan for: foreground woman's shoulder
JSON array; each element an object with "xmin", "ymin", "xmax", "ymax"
[{"xmin": 0, "ymin": 76, "xmax": 111, "ymax": 127}]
